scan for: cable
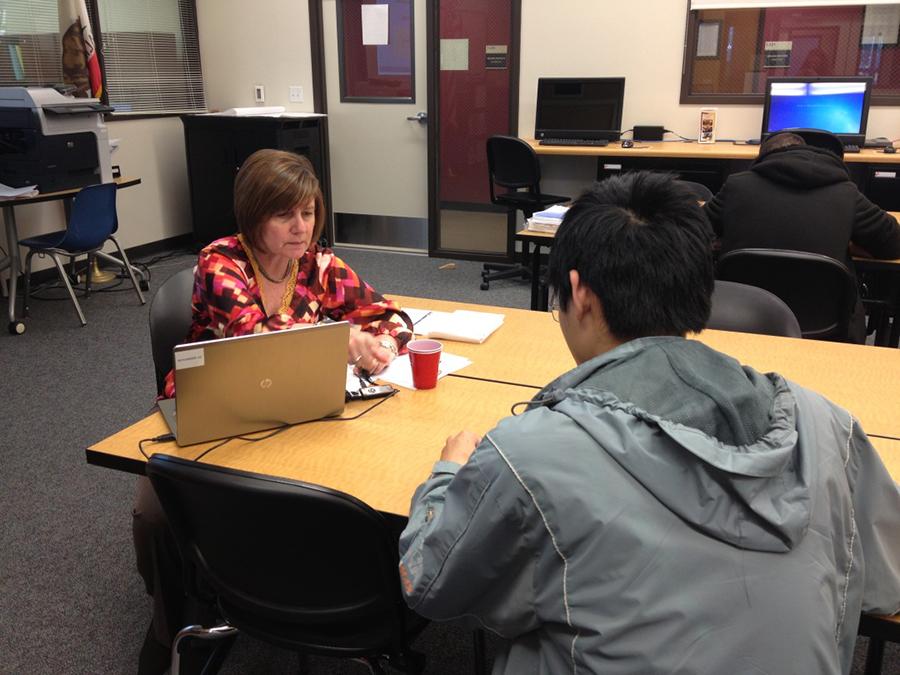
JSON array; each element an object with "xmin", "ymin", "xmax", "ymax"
[
  {"xmin": 138, "ymin": 434, "xmax": 175, "ymax": 460},
  {"xmin": 663, "ymin": 129, "xmax": 695, "ymax": 142}
]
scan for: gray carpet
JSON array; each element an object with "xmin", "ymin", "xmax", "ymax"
[{"xmin": 0, "ymin": 246, "xmax": 895, "ymax": 674}]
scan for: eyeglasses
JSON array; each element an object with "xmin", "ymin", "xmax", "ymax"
[{"xmin": 549, "ymin": 291, "xmax": 560, "ymax": 322}]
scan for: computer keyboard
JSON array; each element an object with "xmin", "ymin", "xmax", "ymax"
[
  {"xmin": 843, "ymin": 144, "xmax": 861, "ymax": 154},
  {"xmin": 538, "ymin": 138, "xmax": 610, "ymax": 147}
]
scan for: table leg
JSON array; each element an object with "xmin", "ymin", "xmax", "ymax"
[
  {"xmin": 2, "ymin": 206, "xmax": 23, "ymax": 333},
  {"xmin": 530, "ymin": 242, "xmax": 541, "ymax": 311}
]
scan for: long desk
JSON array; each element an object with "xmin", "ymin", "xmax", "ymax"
[
  {"xmin": 389, "ymin": 295, "xmax": 900, "ymax": 441},
  {"xmin": 0, "ymin": 176, "xmax": 143, "ymax": 335},
  {"xmin": 88, "ymin": 295, "xmax": 900, "ymax": 517}
]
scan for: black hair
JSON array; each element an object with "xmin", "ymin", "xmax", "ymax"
[{"xmin": 547, "ymin": 171, "xmax": 715, "ymax": 340}]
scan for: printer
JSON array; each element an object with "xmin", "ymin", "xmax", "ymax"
[{"xmin": 0, "ymin": 87, "xmax": 114, "ymax": 193}]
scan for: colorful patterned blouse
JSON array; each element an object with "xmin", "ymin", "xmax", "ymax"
[{"xmin": 162, "ymin": 235, "xmax": 412, "ymax": 398}]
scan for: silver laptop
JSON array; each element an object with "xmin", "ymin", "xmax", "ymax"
[{"xmin": 158, "ymin": 321, "xmax": 350, "ymax": 446}]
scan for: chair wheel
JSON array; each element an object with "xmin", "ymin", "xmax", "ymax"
[
  {"xmin": 8, "ymin": 320, "xmax": 25, "ymax": 335},
  {"xmin": 480, "ymin": 282, "xmax": 489, "ymax": 291}
]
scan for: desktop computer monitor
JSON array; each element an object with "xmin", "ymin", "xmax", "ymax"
[
  {"xmin": 535, "ymin": 77, "xmax": 625, "ymax": 142},
  {"xmin": 760, "ymin": 76, "xmax": 872, "ymax": 147}
]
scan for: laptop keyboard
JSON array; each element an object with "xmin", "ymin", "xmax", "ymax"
[{"xmin": 539, "ymin": 138, "xmax": 610, "ymax": 147}]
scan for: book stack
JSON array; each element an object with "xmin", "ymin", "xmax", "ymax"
[{"xmin": 525, "ymin": 204, "xmax": 569, "ymax": 233}]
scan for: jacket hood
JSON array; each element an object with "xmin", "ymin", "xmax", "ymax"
[
  {"xmin": 529, "ymin": 337, "xmax": 811, "ymax": 553},
  {"xmin": 751, "ymin": 144, "xmax": 849, "ymax": 190}
]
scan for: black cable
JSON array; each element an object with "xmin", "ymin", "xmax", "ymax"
[
  {"xmin": 663, "ymin": 129, "xmax": 695, "ymax": 142},
  {"xmin": 138, "ymin": 434, "xmax": 175, "ymax": 460}
]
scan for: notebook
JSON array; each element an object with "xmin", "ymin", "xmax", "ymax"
[{"xmin": 158, "ymin": 321, "xmax": 350, "ymax": 446}]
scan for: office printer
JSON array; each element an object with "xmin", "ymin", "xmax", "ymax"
[{"xmin": 0, "ymin": 87, "xmax": 114, "ymax": 192}]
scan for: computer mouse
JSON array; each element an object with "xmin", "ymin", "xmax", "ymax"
[
  {"xmin": 621, "ymin": 139, "xmax": 634, "ymax": 149},
  {"xmin": 883, "ymin": 145, "xmax": 897, "ymax": 154}
]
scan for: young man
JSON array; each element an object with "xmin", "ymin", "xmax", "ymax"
[
  {"xmin": 705, "ymin": 132, "xmax": 900, "ymax": 342},
  {"xmin": 399, "ymin": 172, "xmax": 900, "ymax": 674}
]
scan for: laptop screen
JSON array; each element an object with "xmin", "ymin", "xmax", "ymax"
[{"xmin": 761, "ymin": 77, "xmax": 871, "ymax": 144}]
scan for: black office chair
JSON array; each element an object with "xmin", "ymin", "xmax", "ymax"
[
  {"xmin": 149, "ymin": 267, "xmax": 195, "ymax": 396},
  {"xmin": 482, "ymin": 136, "xmax": 569, "ymax": 291},
  {"xmin": 716, "ymin": 248, "xmax": 857, "ymax": 342},
  {"xmin": 775, "ymin": 128, "xmax": 845, "ymax": 159},
  {"xmin": 708, "ymin": 280, "xmax": 802, "ymax": 338},
  {"xmin": 859, "ymin": 613, "xmax": 900, "ymax": 675},
  {"xmin": 146, "ymin": 454, "xmax": 429, "ymax": 675}
]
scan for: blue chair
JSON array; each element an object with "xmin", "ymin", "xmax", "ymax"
[{"xmin": 19, "ymin": 183, "xmax": 145, "ymax": 326}]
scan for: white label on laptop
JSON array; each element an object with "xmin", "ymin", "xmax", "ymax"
[{"xmin": 174, "ymin": 348, "xmax": 205, "ymax": 370}]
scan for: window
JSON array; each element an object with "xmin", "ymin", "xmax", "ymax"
[
  {"xmin": 0, "ymin": 0, "xmax": 206, "ymax": 115},
  {"xmin": 681, "ymin": 2, "xmax": 900, "ymax": 105}
]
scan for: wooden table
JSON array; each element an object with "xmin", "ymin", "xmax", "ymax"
[
  {"xmin": 526, "ymin": 138, "xmax": 900, "ymax": 165},
  {"xmin": 88, "ymin": 375, "xmax": 537, "ymax": 517},
  {"xmin": 388, "ymin": 295, "xmax": 900, "ymax": 441},
  {"xmin": 1, "ymin": 177, "xmax": 143, "ymax": 335}
]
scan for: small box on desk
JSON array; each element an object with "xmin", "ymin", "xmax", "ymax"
[{"xmin": 634, "ymin": 125, "xmax": 665, "ymax": 142}]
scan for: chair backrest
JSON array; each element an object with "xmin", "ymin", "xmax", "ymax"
[
  {"xmin": 486, "ymin": 135, "xmax": 541, "ymax": 197},
  {"xmin": 149, "ymin": 267, "xmax": 195, "ymax": 395},
  {"xmin": 716, "ymin": 248, "xmax": 857, "ymax": 341},
  {"xmin": 58, "ymin": 183, "xmax": 119, "ymax": 251},
  {"xmin": 676, "ymin": 179, "xmax": 713, "ymax": 203},
  {"xmin": 785, "ymin": 128, "xmax": 844, "ymax": 159},
  {"xmin": 708, "ymin": 280, "xmax": 802, "ymax": 338},
  {"xmin": 146, "ymin": 454, "xmax": 412, "ymax": 655}
]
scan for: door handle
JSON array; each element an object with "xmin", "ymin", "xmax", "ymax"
[{"xmin": 406, "ymin": 111, "xmax": 427, "ymax": 124}]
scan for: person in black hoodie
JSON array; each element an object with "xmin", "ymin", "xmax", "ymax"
[{"xmin": 705, "ymin": 131, "xmax": 900, "ymax": 342}]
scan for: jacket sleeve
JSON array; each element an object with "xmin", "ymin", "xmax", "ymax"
[
  {"xmin": 850, "ymin": 194, "xmax": 900, "ymax": 259},
  {"xmin": 398, "ymin": 439, "xmax": 540, "ymax": 637},
  {"xmin": 846, "ymin": 418, "xmax": 900, "ymax": 615}
]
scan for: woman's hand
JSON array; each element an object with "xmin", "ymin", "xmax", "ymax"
[{"xmin": 348, "ymin": 330, "xmax": 397, "ymax": 376}]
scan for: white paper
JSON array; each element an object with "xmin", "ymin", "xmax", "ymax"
[
  {"xmin": 405, "ymin": 307, "xmax": 504, "ymax": 343},
  {"xmin": 440, "ymin": 38, "xmax": 469, "ymax": 71},
  {"xmin": 0, "ymin": 182, "xmax": 38, "ymax": 199},
  {"xmin": 362, "ymin": 4, "xmax": 389, "ymax": 45},
  {"xmin": 376, "ymin": 352, "xmax": 471, "ymax": 390}
]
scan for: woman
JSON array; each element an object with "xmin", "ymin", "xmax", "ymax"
[
  {"xmin": 161, "ymin": 148, "xmax": 411, "ymax": 398},
  {"xmin": 136, "ymin": 149, "xmax": 411, "ymax": 674}
]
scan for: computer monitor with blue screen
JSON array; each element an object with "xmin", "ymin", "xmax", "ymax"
[{"xmin": 760, "ymin": 77, "xmax": 872, "ymax": 147}]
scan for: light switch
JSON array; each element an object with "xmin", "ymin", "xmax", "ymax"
[{"xmin": 254, "ymin": 84, "xmax": 265, "ymax": 103}]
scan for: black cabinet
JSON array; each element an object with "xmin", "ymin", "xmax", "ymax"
[{"xmin": 181, "ymin": 114, "xmax": 330, "ymax": 246}]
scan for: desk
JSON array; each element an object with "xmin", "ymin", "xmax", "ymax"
[
  {"xmin": 388, "ymin": 295, "xmax": 900, "ymax": 440},
  {"xmin": 527, "ymin": 139, "xmax": 900, "ymax": 213},
  {"xmin": 0, "ymin": 177, "xmax": 143, "ymax": 335},
  {"xmin": 87, "ymin": 375, "xmax": 537, "ymax": 517},
  {"xmin": 89, "ymin": 295, "xmax": 900, "ymax": 502}
]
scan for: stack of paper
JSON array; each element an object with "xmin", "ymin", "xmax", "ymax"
[
  {"xmin": 525, "ymin": 204, "xmax": 569, "ymax": 233},
  {"xmin": 405, "ymin": 308, "xmax": 504, "ymax": 344},
  {"xmin": 0, "ymin": 182, "xmax": 38, "ymax": 199}
]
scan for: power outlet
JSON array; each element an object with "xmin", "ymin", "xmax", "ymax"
[
  {"xmin": 289, "ymin": 86, "xmax": 304, "ymax": 103},
  {"xmin": 253, "ymin": 84, "xmax": 265, "ymax": 103}
]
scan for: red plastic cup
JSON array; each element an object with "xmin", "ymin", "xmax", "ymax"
[{"xmin": 407, "ymin": 339, "xmax": 442, "ymax": 390}]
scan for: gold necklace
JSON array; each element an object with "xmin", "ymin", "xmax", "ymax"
[{"xmin": 239, "ymin": 235, "xmax": 299, "ymax": 314}]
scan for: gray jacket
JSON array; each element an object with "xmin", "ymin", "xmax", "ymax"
[{"xmin": 399, "ymin": 337, "xmax": 900, "ymax": 674}]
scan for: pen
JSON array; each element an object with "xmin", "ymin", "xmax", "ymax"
[{"xmin": 413, "ymin": 311, "xmax": 431, "ymax": 326}]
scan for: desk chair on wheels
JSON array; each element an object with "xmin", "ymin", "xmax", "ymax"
[
  {"xmin": 707, "ymin": 280, "xmax": 802, "ymax": 337},
  {"xmin": 716, "ymin": 248, "xmax": 858, "ymax": 342},
  {"xmin": 482, "ymin": 136, "xmax": 568, "ymax": 291},
  {"xmin": 18, "ymin": 183, "xmax": 145, "ymax": 327},
  {"xmin": 146, "ymin": 454, "xmax": 429, "ymax": 675},
  {"xmin": 148, "ymin": 267, "xmax": 195, "ymax": 396}
]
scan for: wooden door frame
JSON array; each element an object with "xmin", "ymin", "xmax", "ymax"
[{"xmin": 309, "ymin": 0, "xmax": 521, "ymax": 258}]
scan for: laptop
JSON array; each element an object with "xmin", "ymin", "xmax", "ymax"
[{"xmin": 158, "ymin": 321, "xmax": 350, "ymax": 446}]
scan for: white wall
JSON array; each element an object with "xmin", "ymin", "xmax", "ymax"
[{"xmin": 195, "ymin": 0, "xmax": 316, "ymax": 112}]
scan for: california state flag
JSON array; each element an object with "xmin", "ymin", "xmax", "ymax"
[{"xmin": 58, "ymin": 0, "xmax": 102, "ymax": 98}]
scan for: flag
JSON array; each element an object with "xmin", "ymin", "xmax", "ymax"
[{"xmin": 58, "ymin": 0, "xmax": 102, "ymax": 98}]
